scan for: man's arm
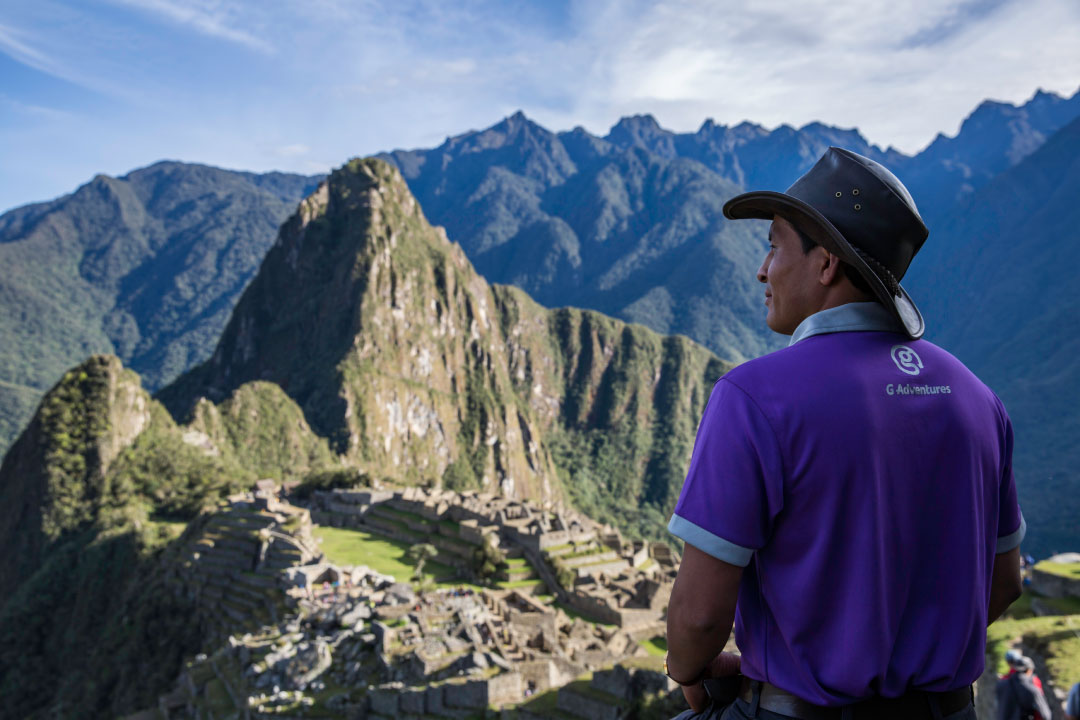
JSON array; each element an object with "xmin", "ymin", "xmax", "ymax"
[
  {"xmin": 988, "ymin": 547, "xmax": 1022, "ymax": 625},
  {"xmin": 666, "ymin": 544, "xmax": 743, "ymax": 711}
]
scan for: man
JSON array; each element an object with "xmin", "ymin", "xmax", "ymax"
[
  {"xmin": 996, "ymin": 656, "xmax": 1051, "ymax": 720},
  {"xmin": 664, "ymin": 147, "xmax": 1025, "ymax": 720},
  {"xmin": 1002, "ymin": 649, "xmax": 1044, "ymax": 698}
]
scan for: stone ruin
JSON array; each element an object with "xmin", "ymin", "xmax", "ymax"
[
  {"xmin": 138, "ymin": 480, "xmax": 685, "ymax": 718},
  {"xmin": 306, "ymin": 484, "xmax": 680, "ymax": 631}
]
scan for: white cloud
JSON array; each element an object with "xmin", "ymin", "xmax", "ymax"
[
  {"xmin": 2, "ymin": 0, "xmax": 1079, "ymax": 212},
  {"xmin": 559, "ymin": 0, "xmax": 1080, "ymax": 152},
  {"xmin": 104, "ymin": 0, "xmax": 273, "ymax": 52}
]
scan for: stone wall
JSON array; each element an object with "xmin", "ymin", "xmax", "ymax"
[{"xmin": 1031, "ymin": 565, "xmax": 1080, "ymax": 601}]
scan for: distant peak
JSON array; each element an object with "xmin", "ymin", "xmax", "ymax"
[
  {"xmin": 698, "ymin": 118, "xmax": 724, "ymax": 134},
  {"xmin": 611, "ymin": 114, "xmax": 663, "ymax": 132}
]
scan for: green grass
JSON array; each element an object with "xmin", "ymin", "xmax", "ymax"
[
  {"xmin": 1006, "ymin": 590, "xmax": 1036, "ymax": 619},
  {"xmin": 497, "ymin": 578, "xmax": 545, "ymax": 590},
  {"xmin": 312, "ymin": 525, "xmax": 491, "ymax": 591},
  {"xmin": 640, "ymin": 636, "xmax": 667, "ymax": 657},
  {"xmin": 543, "ymin": 543, "xmax": 575, "ymax": 554},
  {"xmin": 313, "ymin": 526, "xmax": 453, "ymax": 583},
  {"xmin": 554, "ymin": 602, "xmax": 616, "ymax": 629},
  {"xmin": 561, "ymin": 546, "xmax": 608, "ymax": 560},
  {"xmin": 1036, "ymin": 561, "xmax": 1080, "ymax": 580},
  {"xmin": 380, "ymin": 505, "xmax": 432, "ymax": 526},
  {"xmin": 1039, "ymin": 595, "xmax": 1080, "ymax": 615},
  {"xmin": 621, "ymin": 655, "xmax": 665, "ymax": 672},
  {"xmin": 986, "ymin": 614, "xmax": 1080, "ymax": 689}
]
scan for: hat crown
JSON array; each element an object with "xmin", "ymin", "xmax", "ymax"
[{"xmin": 785, "ymin": 147, "xmax": 927, "ymax": 282}]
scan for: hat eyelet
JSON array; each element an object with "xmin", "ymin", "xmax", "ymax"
[
  {"xmin": 852, "ymin": 189, "xmax": 860, "ymax": 196},
  {"xmin": 835, "ymin": 191, "xmax": 842, "ymax": 198},
  {"xmin": 854, "ymin": 204, "xmax": 862, "ymax": 211}
]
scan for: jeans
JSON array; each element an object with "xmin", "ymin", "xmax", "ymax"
[{"xmin": 672, "ymin": 697, "xmax": 978, "ymax": 720}]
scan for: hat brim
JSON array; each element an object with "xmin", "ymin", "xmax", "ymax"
[{"xmin": 724, "ymin": 190, "xmax": 924, "ymax": 340}]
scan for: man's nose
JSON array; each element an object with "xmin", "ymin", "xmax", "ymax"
[{"xmin": 756, "ymin": 257, "xmax": 768, "ymax": 284}]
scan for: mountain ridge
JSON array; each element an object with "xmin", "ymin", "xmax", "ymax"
[{"xmin": 0, "ymin": 162, "xmax": 322, "ymax": 457}]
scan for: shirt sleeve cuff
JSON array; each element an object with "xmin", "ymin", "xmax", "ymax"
[
  {"xmin": 996, "ymin": 513, "xmax": 1026, "ymax": 554},
  {"xmin": 668, "ymin": 513, "xmax": 755, "ymax": 567}
]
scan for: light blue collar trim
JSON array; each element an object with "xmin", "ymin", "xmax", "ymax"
[{"xmin": 789, "ymin": 302, "xmax": 903, "ymax": 346}]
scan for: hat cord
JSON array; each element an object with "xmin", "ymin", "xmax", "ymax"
[{"xmin": 851, "ymin": 245, "xmax": 900, "ymax": 297}]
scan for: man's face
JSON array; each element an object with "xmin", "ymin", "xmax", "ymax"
[{"xmin": 756, "ymin": 215, "xmax": 824, "ymax": 335}]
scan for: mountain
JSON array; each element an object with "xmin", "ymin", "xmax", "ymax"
[
  {"xmin": 896, "ymin": 88, "xmax": 1080, "ymax": 224},
  {"xmin": 4, "ymin": 89, "xmax": 1076, "ymax": 466},
  {"xmin": 0, "ymin": 157, "xmax": 729, "ymax": 716},
  {"xmin": 903, "ymin": 114, "xmax": 1080, "ymax": 559},
  {"xmin": 0, "ymin": 162, "xmax": 323, "ymax": 458},
  {"xmin": 3, "ymin": 90, "xmax": 1079, "ymax": 554},
  {"xmin": 159, "ymin": 158, "xmax": 730, "ymax": 530},
  {"xmin": 377, "ymin": 90, "xmax": 1080, "ymax": 373},
  {"xmin": 378, "ymin": 112, "xmax": 896, "ymax": 367},
  {"xmin": 0, "ymin": 353, "xmax": 335, "ymax": 716}
]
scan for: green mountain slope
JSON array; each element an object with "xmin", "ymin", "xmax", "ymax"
[
  {"xmin": 159, "ymin": 158, "xmax": 730, "ymax": 523},
  {"xmin": 904, "ymin": 115, "xmax": 1080, "ymax": 558},
  {"xmin": 0, "ymin": 159, "xmax": 729, "ymax": 717},
  {"xmin": 0, "ymin": 162, "xmax": 321, "ymax": 458},
  {"xmin": 0, "ymin": 354, "xmax": 335, "ymax": 717}
]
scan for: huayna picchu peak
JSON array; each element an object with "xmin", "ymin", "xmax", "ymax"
[{"xmin": 160, "ymin": 157, "xmax": 729, "ymax": 508}]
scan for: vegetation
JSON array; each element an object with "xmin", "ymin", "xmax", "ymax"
[
  {"xmin": 407, "ymin": 542, "xmax": 439, "ymax": 580},
  {"xmin": 311, "ymin": 526, "xmax": 454, "ymax": 584},
  {"xmin": 292, "ymin": 467, "xmax": 370, "ymax": 500},
  {"xmin": 640, "ymin": 636, "xmax": 668, "ymax": 657},
  {"xmin": 1036, "ymin": 561, "xmax": 1080, "ymax": 580},
  {"xmin": 471, "ymin": 536, "xmax": 505, "ymax": 581},
  {"xmin": 987, "ymin": 614, "xmax": 1080, "ymax": 691},
  {"xmin": 0, "ymin": 163, "xmax": 321, "ymax": 459}
]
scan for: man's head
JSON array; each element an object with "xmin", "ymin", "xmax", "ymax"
[
  {"xmin": 756, "ymin": 215, "xmax": 876, "ymax": 335},
  {"xmin": 1011, "ymin": 655, "xmax": 1035, "ymax": 675},
  {"xmin": 723, "ymin": 147, "xmax": 929, "ymax": 338}
]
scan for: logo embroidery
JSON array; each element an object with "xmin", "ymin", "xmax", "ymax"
[{"xmin": 891, "ymin": 345, "xmax": 923, "ymax": 376}]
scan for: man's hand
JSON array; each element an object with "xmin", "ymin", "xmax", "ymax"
[{"xmin": 681, "ymin": 651, "xmax": 742, "ymax": 712}]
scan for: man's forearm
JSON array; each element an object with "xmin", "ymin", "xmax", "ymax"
[
  {"xmin": 667, "ymin": 603, "xmax": 734, "ymax": 682},
  {"xmin": 988, "ymin": 547, "xmax": 1023, "ymax": 625},
  {"xmin": 665, "ymin": 544, "xmax": 742, "ymax": 682}
]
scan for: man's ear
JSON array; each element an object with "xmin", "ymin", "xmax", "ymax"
[{"xmin": 818, "ymin": 249, "xmax": 843, "ymax": 286}]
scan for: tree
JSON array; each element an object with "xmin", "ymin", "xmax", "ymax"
[
  {"xmin": 471, "ymin": 536, "xmax": 505, "ymax": 582},
  {"xmin": 407, "ymin": 543, "xmax": 438, "ymax": 581}
]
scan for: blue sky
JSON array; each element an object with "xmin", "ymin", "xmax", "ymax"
[{"xmin": 2, "ymin": 0, "xmax": 1079, "ymax": 213}]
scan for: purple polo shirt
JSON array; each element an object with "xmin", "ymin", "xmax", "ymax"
[{"xmin": 668, "ymin": 302, "xmax": 1024, "ymax": 706}]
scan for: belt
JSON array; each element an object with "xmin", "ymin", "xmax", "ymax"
[{"xmin": 737, "ymin": 678, "xmax": 973, "ymax": 720}]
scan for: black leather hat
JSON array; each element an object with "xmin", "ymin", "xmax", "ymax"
[{"xmin": 723, "ymin": 147, "xmax": 928, "ymax": 339}]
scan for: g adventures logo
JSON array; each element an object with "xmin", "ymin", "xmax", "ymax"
[
  {"xmin": 886, "ymin": 344, "xmax": 951, "ymax": 397},
  {"xmin": 891, "ymin": 345, "xmax": 923, "ymax": 376}
]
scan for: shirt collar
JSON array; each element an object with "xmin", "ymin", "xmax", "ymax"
[{"xmin": 789, "ymin": 302, "xmax": 904, "ymax": 346}]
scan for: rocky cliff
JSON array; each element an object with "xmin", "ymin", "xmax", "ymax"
[{"xmin": 159, "ymin": 158, "xmax": 729, "ymax": 521}]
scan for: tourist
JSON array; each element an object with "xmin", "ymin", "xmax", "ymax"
[
  {"xmin": 663, "ymin": 147, "xmax": 1025, "ymax": 720},
  {"xmin": 1002, "ymin": 650, "xmax": 1044, "ymax": 694},
  {"xmin": 996, "ymin": 656, "xmax": 1051, "ymax": 720}
]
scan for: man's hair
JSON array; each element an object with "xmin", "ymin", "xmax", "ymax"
[{"xmin": 793, "ymin": 225, "xmax": 876, "ymax": 298}]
